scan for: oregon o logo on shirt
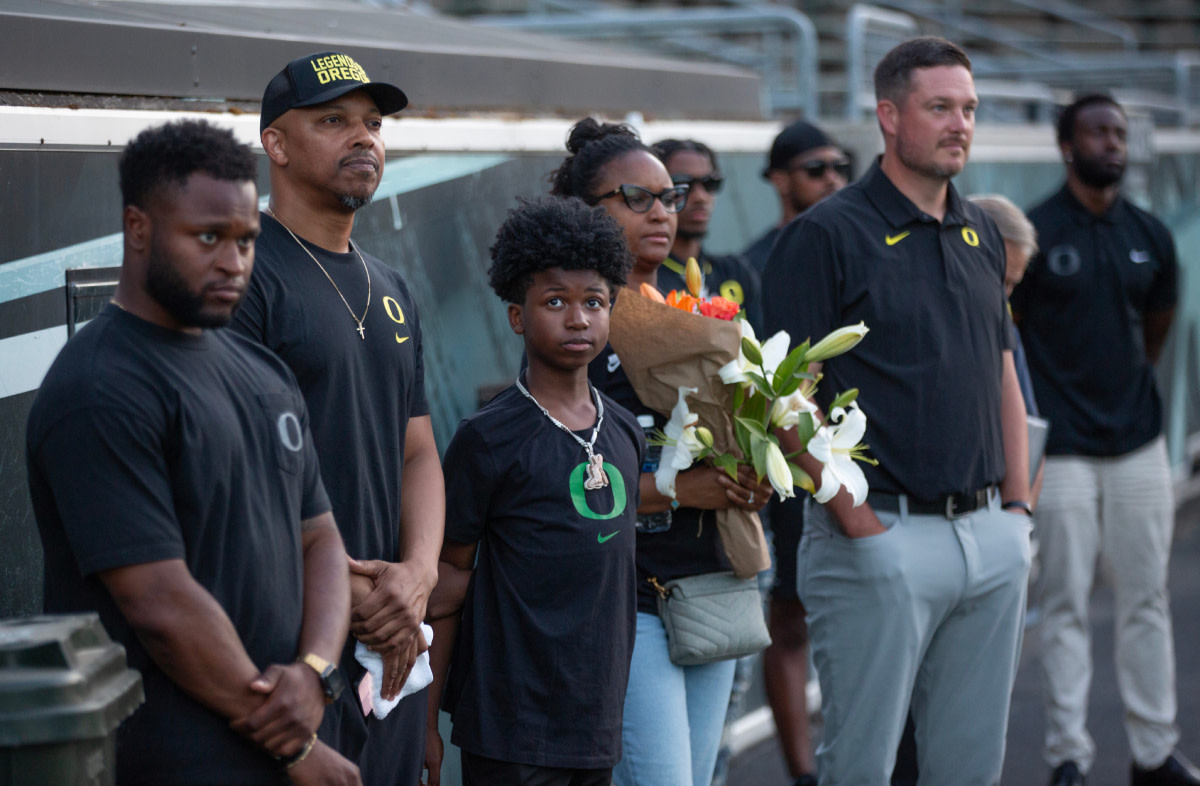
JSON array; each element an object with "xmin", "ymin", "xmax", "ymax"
[
  {"xmin": 277, "ymin": 412, "xmax": 304, "ymax": 452},
  {"xmin": 961, "ymin": 227, "xmax": 980, "ymax": 247},
  {"xmin": 719, "ymin": 280, "xmax": 745, "ymax": 304},
  {"xmin": 383, "ymin": 296, "xmax": 410, "ymax": 344},
  {"xmin": 1047, "ymin": 244, "xmax": 1082, "ymax": 277},
  {"xmin": 569, "ymin": 461, "xmax": 628, "ymax": 520}
]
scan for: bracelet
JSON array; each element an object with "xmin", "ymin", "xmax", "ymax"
[
  {"xmin": 281, "ymin": 733, "xmax": 317, "ymax": 770},
  {"xmin": 1002, "ymin": 500, "xmax": 1033, "ymax": 516}
]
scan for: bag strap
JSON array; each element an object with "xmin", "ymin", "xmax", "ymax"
[{"xmin": 648, "ymin": 576, "xmax": 671, "ymax": 599}]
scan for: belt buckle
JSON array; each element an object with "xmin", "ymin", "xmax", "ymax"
[{"xmin": 944, "ymin": 494, "xmax": 971, "ymax": 520}]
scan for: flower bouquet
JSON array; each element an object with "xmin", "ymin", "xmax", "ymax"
[{"xmin": 608, "ymin": 258, "xmax": 873, "ymax": 578}]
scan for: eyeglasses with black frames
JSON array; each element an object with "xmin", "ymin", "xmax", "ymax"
[
  {"xmin": 670, "ymin": 173, "xmax": 724, "ymax": 195},
  {"xmin": 592, "ymin": 184, "xmax": 690, "ymax": 214},
  {"xmin": 790, "ymin": 159, "xmax": 852, "ymax": 180}
]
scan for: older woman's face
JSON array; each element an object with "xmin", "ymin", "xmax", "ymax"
[
  {"xmin": 1004, "ymin": 239, "xmax": 1029, "ymax": 297},
  {"xmin": 591, "ymin": 150, "xmax": 677, "ymax": 270}
]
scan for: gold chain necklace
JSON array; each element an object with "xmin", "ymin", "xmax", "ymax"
[{"xmin": 265, "ymin": 207, "xmax": 371, "ymax": 340}]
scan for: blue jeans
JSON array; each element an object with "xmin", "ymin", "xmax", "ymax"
[{"xmin": 612, "ymin": 612, "xmax": 738, "ymax": 786}]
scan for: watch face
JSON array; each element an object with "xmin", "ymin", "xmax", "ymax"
[{"xmin": 322, "ymin": 665, "xmax": 347, "ymax": 702}]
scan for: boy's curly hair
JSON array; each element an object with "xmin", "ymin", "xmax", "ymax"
[{"xmin": 489, "ymin": 196, "xmax": 633, "ymax": 304}]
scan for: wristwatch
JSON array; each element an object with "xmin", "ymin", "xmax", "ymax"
[
  {"xmin": 298, "ymin": 653, "xmax": 346, "ymax": 704},
  {"xmin": 1002, "ymin": 500, "xmax": 1034, "ymax": 517}
]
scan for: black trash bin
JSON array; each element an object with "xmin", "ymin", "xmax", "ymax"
[{"xmin": 0, "ymin": 614, "xmax": 143, "ymax": 786}]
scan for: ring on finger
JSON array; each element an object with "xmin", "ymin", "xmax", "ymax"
[{"xmin": 748, "ymin": 492, "xmax": 755, "ymax": 505}]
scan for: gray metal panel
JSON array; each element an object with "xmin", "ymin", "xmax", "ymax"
[{"xmin": 0, "ymin": 0, "xmax": 763, "ymax": 119}]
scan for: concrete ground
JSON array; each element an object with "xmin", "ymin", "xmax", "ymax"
[{"xmin": 729, "ymin": 497, "xmax": 1200, "ymax": 785}]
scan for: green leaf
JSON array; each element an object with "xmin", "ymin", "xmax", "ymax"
[
  {"xmin": 741, "ymin": 337, "xmax": 764, "ymax": 367},
  {"xmin": 776, "ymin": 376, "xmax": 803, "ymax": 398},
  {"xmin": 772, "ymin": 343, "xmax": 809, "ymax": 389},
  {"xmin": 732, "ymin": 383, "xmax": 745, "ymax": 414},
  {"xmin": 794, "ymin": 411, "xmax": 817, "ymax": 446},
  {"xmin": 733, "ymin": 418, "xmax": 752, "ymax": 458},
  {"xmin": 828, "ymin": 388, "xmax": 860, "ymax": 412},
  {"xmin": 745, "ymin": 371, "xmax": 773, "ymax": 398},
  {"xmin": 750, "ymin": 434, "xmax": 769, "ymax": 483},
  {"xmin": 735, "ymin": 416, "xmax": 769, "ymax": 438},
  {"xmin": 741, "ymin": 390, "xmax": 768, "ymax": 425},
  {"xmin": 712, "ymin": 452, "xmax": 741, "ymax": 481},
  {"xmin": 789, "ymin": 464, "xmax": 815, "ymax": 494}
]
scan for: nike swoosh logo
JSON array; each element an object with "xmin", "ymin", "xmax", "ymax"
[
  {"xmin": 885, "ymin": 231, "xmax": 910, "ymax": 246},
  {"xmin": 1130, "ymin": 250, "xmax": 1151, "ymax": 264},
  {"xmin": 607, "ymin": 354, "xmax": 621, "ymax": 373},
  {"xmin": 597, "ymin": 531, "xmax": 618, "ymax": 543},
  {"xmin": 395, "ymin": 333, "xmax": 409, "ymax": 344}
]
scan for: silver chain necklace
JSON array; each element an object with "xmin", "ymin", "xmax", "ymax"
[
  {"xmin": 515, "ymin": 375, "xmax": 610, "ymax": 490},
  {"xmin": 265, "ymin": 206, "xmax": 371, "ymax": 340}
]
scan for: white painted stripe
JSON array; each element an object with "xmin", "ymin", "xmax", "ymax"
[
  {"xmin": 0, "ymin": 325, "xmax": 68, "ymax": 399},
  {"xmin": 727, "ymin": 678, "xmax": 822, "ymax": 758}
]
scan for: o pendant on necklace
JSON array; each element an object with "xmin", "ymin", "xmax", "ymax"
[{"xmin": 584, "ymin": 453, "xmax": 610, "ymax": 490}]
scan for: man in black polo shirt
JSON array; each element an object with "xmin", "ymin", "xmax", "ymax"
[
  {"xmin": 1013, "ymin": 95, "xmax": 1198, "ymax": 786},
  {"xmin": 743, "ymin": 120, "xmax": 849, "ymax": 275},
  {"xmin": 763, "ymin": 38, "xmax": 1032, "ymax": 784},
  {"xmin": 651, "ymin": 138, "xmax": 763, "ymax": 332},
  {"xmin": 233, "ymin": 52, "xmax": 444, "ymax": 786},
  {"xmin": 27, "ymin": 120, "xmax": 357, "ymax": 785}
]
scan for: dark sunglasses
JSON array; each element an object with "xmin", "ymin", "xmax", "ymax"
[
  {"xmin": 592, "ymin": 184, "xmax": 690, "ymax": 214},
  {"xmin": 670, "ymin": 173, "xmax": 724, "ymax": 194},
  {"xmin": 790, "ymin": 159, "xmax": 852, "ymax": 179}
]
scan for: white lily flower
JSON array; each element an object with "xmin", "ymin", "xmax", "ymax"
[
  {"xmin": 655, "ymin": 386, "xmax": 703, "ymax": 498},
  {"xmin": 718, "ymin": 320, "xmax": 793, "ymax": 388},
  {"xmin": 805, "ymin": 322, "xmax": 870, "ymax": 364},
  {"xmin": 764, "ymin": 440, "xmax": 796, "ymax": 500},
  {"xmin": 768, "ymin": 390, "xmax": 819, "ymax": 431},
  {"xmin": 808, "ymin": 402, "xmax": 871, "ymax": 506}
]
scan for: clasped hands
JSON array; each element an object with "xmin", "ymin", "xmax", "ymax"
[{"xmin": 348, "ymin": 556, "xmax": 435, "ymax": 702}]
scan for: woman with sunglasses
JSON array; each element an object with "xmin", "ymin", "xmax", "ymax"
[{"xmin": 551, "ymin": 117, "xmax": 773, "ymax": 786}]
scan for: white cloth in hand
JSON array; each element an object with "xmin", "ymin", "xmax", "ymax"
[{"xmin": 354, "ymin": 622, "xmax": 433, "ymax": 719}]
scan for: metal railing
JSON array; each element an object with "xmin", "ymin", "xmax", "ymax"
[
  {"xmin": 845, "ymin": 4, "xmax": 920, "ymax": 120},
  {"xmin": 475, "ymin": 6, "xmax": 819, "ymax": 118}
]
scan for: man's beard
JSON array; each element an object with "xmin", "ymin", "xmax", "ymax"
[
  {"xmin": 896, "ymin": 134, "xmax": 965, "ymax": 180},
  {"xmin": 146, "ymin": 236, "xmax": 238, "ymax": 329},
  {"xmin": 1072, "ymin": 152, "xmax": 1125, "ymax": 189},
  {"xmin": 338, "ymin": 193, "xmax": 371, "ymax": 211},
  {"xmin": 676, "ymin": 226, "xmax": 707, "ymax": 241}
]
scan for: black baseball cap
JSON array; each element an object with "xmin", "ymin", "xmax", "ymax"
[
  {"xmin": 762, "ymin": 120, "xmax": 835, "ymax": 178},
  {"xmin": 260, "ymin": 51, "xmax": 408, "ymax": 133}
]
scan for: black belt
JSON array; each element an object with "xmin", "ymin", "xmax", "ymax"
[{"xmin": 868, "ymin": 486, "xmax": 997, "ymax": 519}]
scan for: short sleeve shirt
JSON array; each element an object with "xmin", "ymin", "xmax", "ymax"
[
  {"xmin": 657, "ymin": 252, "xmax": 764, "ymax": 333},
  {"xmin": 1012, "ymin": 187, "xmax": 1178, "ymax": 456},
  {"xmin": 27, "ymin": 306, "xmax": 329, "ymax": 785},
  {"xmin": 441, "ymin": 385, "xmax": 643, "ymax": 768},
  {"xmin": 763, "ymin": 160, "xmax": 1013, "ymax": 500},
  {"xmin": 231, "ymin": 212, "xmax": 429, "ymax": 564},
  {"xmin": 588, "ymin": 341, "xmax": 732, "ymax": 614}
]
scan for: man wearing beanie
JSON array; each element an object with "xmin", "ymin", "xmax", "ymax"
[
  {"xmin": 233, "ymin": 51, "xmax": 445, "ymax": 786},
  {"xmin": 743, "ymin": 120, "xmax": 850, "ymax": 273}
]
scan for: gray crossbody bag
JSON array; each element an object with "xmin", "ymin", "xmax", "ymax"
[{"xmin": 651, "ymin": 572, "xmax": 772, "ymax": 666}]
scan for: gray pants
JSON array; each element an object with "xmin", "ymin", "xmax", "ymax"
[{"xmin": 798, "ymin": 493, "xmax": 1031, "ymax": 785}]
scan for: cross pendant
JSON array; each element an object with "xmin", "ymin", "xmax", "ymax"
[{"xmin": 357, "ymin": 323, "xmax": 366, "ymax": 340}]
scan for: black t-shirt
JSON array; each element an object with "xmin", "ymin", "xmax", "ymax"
[
  {"xmin": 1013, "ymin": 187, "xmax": 1178, "ymax": 456},
  {"xmin": 441, "ymin": 385, "xmax": 643, "ymax": 768},
  {"xmin": 657, "ymin": 252, "xmax": 764, "ymax": 334},
  {"xmin": 763, "ymin": 161, "xmax": 1013, "ymax": 500},
  {"xmin": 232, "ymin": 212, "xmax": 429, "ymax": 564},
  {"xmin": 27, "ymin": 306, "xmax": 329, "ymax": 786},
  {"xmin": 588, "ymin": 340, "xmax": 732, "ymax": 614},
  {"xmin": 743, "ymin": 226, "xmax": 781, "ymax": 276}
]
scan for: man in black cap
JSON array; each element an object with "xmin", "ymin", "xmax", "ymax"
[
  {"xmin": 743, "ymin": 120, "xmax": 850, "ymax": 273},
  {"xmin": 1014, "ymin": 94, "xmax": 1198, "ymax": 786},
  {"xmin": 233, "ymin": 52, "xmax": 445, "ymax": 786}
]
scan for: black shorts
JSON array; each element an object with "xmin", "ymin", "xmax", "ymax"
[
  {"xmin": 769, "ymin": 494, "xmax": 806, "ymax": 603},
  {"xmin": 461, "ymin": 751, "xmax": 613, "ymax": 786}
]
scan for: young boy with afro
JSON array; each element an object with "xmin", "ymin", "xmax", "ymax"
[{"xmin": 425, "ymin": 196, "xmax": 645, "ymax": 786}]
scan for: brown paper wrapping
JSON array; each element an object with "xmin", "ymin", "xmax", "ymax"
[{"xmin": 608, "ymin": 290, "xmax": 772, "ymax": 578}]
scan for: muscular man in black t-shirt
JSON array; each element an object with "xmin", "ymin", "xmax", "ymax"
[
  {"xmin": 232, "ymin": 53, "xmax": 444, "ymax": 785},
  {"xmin": 1013, "ymin": 95, "xmax": 1198, "ymax": 786},
  {"xmin": 27, "ymin": 121, "xmax": 357, "ymax": 785}
]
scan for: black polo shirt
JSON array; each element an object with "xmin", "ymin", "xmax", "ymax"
[
  {"xmin": 657, "ymin": 252, "xmax": 763, "ymax": 333},
  {"xmin": 1012, "ymin": 186, "xmax": 1177, "ymax": 457},
  {"xmin": 763, "ymin": 160, "xmax": 1013, "ymax": 501}
]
